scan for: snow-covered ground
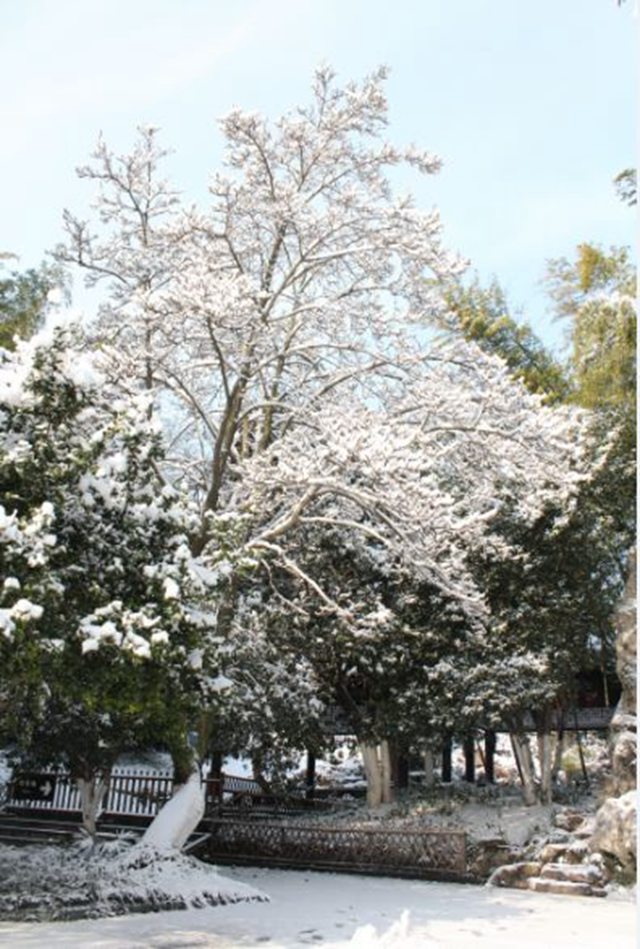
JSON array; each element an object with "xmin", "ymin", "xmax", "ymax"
[
  {"xmin": 0, "ymin": 736, "xmax": 633, "ymax": 947},
  {"xmin": 0, "ymin": 866, "xmax": 634, "ymax": 948}
]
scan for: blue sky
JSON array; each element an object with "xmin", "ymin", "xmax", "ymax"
[{"xmin": 1, "ymin": 0, "xmax": 636, "ymax": 352}]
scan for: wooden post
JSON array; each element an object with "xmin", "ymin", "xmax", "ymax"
[
  {"xmin": 484, "ymin": 730, "xmax": 496, "ymax": 784},
  {"xmin": 441, "ymin": 736, "xmax": 452, "ymax": 783},
  {"xmin": 463, "ymin": 736, "xmax": 475, "ymax": 783}
]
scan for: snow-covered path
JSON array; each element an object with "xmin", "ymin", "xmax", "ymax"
[{"xmin": 0, "ymin": 867, "xmax": 635, "ymax": 948}]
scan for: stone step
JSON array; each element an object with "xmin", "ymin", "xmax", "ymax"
[
  {"xmin": 553, "ymin": 810, "xmax": 588, "ymax": 832},
  {"xmin": 538, "ymin": 842, "xmax": 570, "ymax": 863},
  {"xmin": 487, "ymin": 862, "xmax": 542, "ymax": 889},
  {"xmin": 540, "ymin": 862, "xmax": 604, "ymax": 886},
  {"xmin": 529, "ymin": 877, "xmax": 606, "ymax": 898}
]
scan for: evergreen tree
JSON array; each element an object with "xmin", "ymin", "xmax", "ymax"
[
  {"xmin": 0, "ymin": 256, "xmax": 65, "ymax": 350},
  {"xmin": 443, "ymin": 277, "xmax": 569, "ymax": 403},
  {"xmin": 443, "ymin": 249, "xmax": 635, "ymax": 803},
  {"xmin": 546, "ymin": 243, "xmax": 636, "ymax": 417},
  {"xmin": 0, "ymin": 325, "xmax": 220, "ymax": 835}
]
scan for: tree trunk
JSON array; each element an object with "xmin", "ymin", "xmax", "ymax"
[
  {"xmin": 391, "ymin": 745, "xmax": 410, "ymax": 791},
  {"xmin": 537, "ymin": 730, "xmax": 553, "ymax": 804},
  {"xmin": 141, "ymin": 769, "xmax": 205, "ymax": 852},
  {"xmin": 208, "ymin": 752, "xmax": 223, "ymax": 814},
  {"xmin": 574, "ymin": 727, "xmax": 590, "ymax": 787},
  {"xmin": 360, "ymin": 741, "xmax": 383, "ymax": 809},
  {"xmin": 380, "ymin": 739, "xmax": 394, "ymax": 804},
  {"xmin": 552, "ymin": 727, "xmax": 565, "ymax": 781},
  {"xmin": 305, "ymin": 750, "xmax": 316, "ymax": 800},
  {"xmin": 463, "ymin": 736, "xmax": 475, "ymax": 783},
  {"xmin": 76, "ymin": 773, "xmax": 110, "ymax": 840},
  {"xmin": 359, "ymin": 741, "xmax": 397, "ymax": 808},
  {"xmin": 510, "ymin": 733, "xmax": 538, "ymax": 805},
  {"xmin": 441, "ymin": 736, "xmax": 452, "ymax": 783},
  {"xmin": 484, "ymin": 730, "xmax": 496, "ymax": 784},
  {"xmin": 250, "ymin": 754, "xmax": 274, "ymax": 795},
  {"xmin": 423, "ymin": 749, "xmax": 435, "ymax": 788}
]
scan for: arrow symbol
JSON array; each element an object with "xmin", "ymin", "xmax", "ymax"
[{"xmin": 40, "ymin": 781, "xmax": 53, "ymax": 797}]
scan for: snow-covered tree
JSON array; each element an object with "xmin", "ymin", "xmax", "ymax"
[
  {"xmin": 212, "ymin": 343, "xmax": 595, "ymax": 806},
  {"xmin": 230, "ymin": 521, "xmax": 476, "ymax": 807},
  {"xmin": 429, "ymin": 243, "xmax": 636, "ymax": 805},
  {"xmin": 56, "ymin": 66, "xmax": 464, "ymax": 552},
  {"xmin": 0, "ymin": 324, "xmax": 222, "ymax": 836},
  {"xmin": 55, "ymin": 67, "xmax": 602, "ymax": 808}
]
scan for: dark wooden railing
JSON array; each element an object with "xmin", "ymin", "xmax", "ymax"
[{"xmin": 207, "ymin": 819, "xmax": 469, "ymax": 880}]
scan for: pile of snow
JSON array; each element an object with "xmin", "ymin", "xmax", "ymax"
[{"xmin": 0, "ymin": 840, "xmax": 263, "ymax": 922}]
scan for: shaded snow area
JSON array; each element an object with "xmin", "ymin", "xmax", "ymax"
[
  {"xmin": 280, "ymin": 784, "xmax": 560, "ymax": 847},
  {"xmin": 0, "ymin": 866, "xmax": 635, "ymax": 948},
  {"xmin": 0, "ymin": 840, "xmax": 262, "ymax": 922}
]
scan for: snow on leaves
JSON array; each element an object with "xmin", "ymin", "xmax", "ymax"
[
  {"xmin": 0, "ymin": 325, "xmax": 218, "ymax": 664},
  {"xmin": 238, "ymin": 341, "xmax": 591, "ymax": 619}
]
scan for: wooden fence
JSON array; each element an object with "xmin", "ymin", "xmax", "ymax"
[
  {"xmin": 207, "ymin": 819, "xmax": 469, "ymax": 880},
  {"xmin": 6, "ymin": 769, "xmax": 327, "ymax": 820},
  {"xmin": 7, "ymin": 769, "xmax": 175, "ymax": 818}
]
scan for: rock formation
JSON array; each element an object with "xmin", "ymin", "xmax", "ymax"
[
  {"xmin": 608, "ymin": 548, "xmax": 637, "ymax": 796},
  {"xmin": 588, "ymin": 549, "xmax": 637, "ymax": 878}
]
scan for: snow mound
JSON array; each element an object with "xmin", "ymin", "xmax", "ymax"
[{"xmin": 0, "ymin": 840, "xmax": 265, "ymax": 921}]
